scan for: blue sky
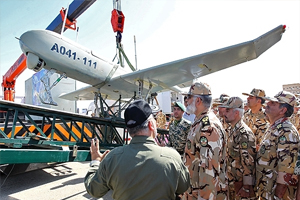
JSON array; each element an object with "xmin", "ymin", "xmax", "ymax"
[{"xmin": 1, "ymin": 0, "xmax": 299, "ymax": 102}]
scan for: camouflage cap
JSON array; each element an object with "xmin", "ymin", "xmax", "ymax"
[
  {"xmin": 213, "ymin": 94, "xmax": 229, "ymax": 106},
  {"xmin": 220, "ymin": 93, "xmax": 229, "ymax": 98},
  {"xmin": 213, "ymin": 98, "xmax": 222, "ymax": 106},
  {"xmin": 242, "ymin": 88, "xmax": 266, "ymax": 98},
  {"xmin": 219, "ymin": 96, "xmax": 244, "ymax": 109},
  {"xmin": 263, "ymin": 91, "xmax": 297, "ymax": 107},
  {"xmin": 295, "ymin": 94, "xmax": 300, "ymax": 107},
  {"xmin": 183, "ymin": 82, "xmax": 211, "ymax": 95},
  {"xmin": 219, "ymin": 94, "xmax": 229, "ymax": 103}
]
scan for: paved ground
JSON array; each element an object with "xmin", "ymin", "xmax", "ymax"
[{"xmin": 0, "ymin": 162, "xmax": 113, "ymax": 200}]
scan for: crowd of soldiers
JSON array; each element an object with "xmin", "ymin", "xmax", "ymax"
[{"xmin": 155, "ymin": 82, "xmax": 300, "ymax": 200}]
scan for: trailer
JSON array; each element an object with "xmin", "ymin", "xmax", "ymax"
[{"xmin": 0, "ymin": 100, "xmax": 169, "ymax": 174}]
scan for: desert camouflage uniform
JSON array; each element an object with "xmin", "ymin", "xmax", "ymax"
[
  {"xmin": 156, "ymin": 112, "xmax": 166, "ymax": 129},
  {"xmin": 294, "ymin": 141, "xmax": 300, "ymax": 182},
  {"xmin": 290, "ymin": 112, "xmax": 300, "ymax": 132},
  {"xmin": 168, "ymin": 118, "xmax": 191, "ymax": 155},
  {"xmin": 256, "ymin": 117, "xmax": 299, "ymax": 200},
  {"xmin": 293, "ymin": 113, "xmax": 300, "ymax": 181},
  {"xmin": 243, "ymin": 108, "xmax": 269, "ymax": 146},
  {"xmin": 227, "ymin": 120, "xmax": 256, "ymax": 200},
  {"xmin": 182, "ymin": 111, "xmax": 227, "ymax": 200}
]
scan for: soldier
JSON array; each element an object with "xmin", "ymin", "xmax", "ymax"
[
  {"xmin": 244, "ymin": 100, "xmax": 249, "ymax": 112},
  {"xmin": 242, "ymin": 88, "xmax": 269, "ymax": 147},
  {"xmin": 155, "ymin": 110, "xmax": 167, "ymax": 146},
  {"xmin": 156, "ymin": 110, "xmax": 167, "ymax": 129},
  {"xmin": 212, "ymin": 99, "xmax": 220, "ymax": 115},
  {"xmin": 290, "ymin": 98, "xmax": 300, "ymax": 131},
  {"xmin": 221, "ymin": 97, "xmax": 256, "ymax": 199},
  {"xmin": 84, "ymin": 100, "xmax": 190, "ymax": 200},
  {"xmin": 182, "ymin": 82, "xmax": 227, "ymax": 200},
  {"xmin": 215, "ymin": 94, "xmax": 230, "ymax": 136},
  {"xmin": 297, "ymin": 95, "xmax": 300, "ymax": 132},
  {"xmin": 167, "ymin": 112, "xmax": 175, "ymax": 129},
  {"xmin": 256, "ymin": 91, "xmax": 299, "ymax": 200},
  {"xmin": 294, "ymin": 97, "xmax": 300, "ymax": 200},
  {"xmin": 168, "ymin": 102, "xmax": 191, "ymax": 156},
  {"xmin": 297, "ymin": 161, "xmax": 300, "ymax": 199}
]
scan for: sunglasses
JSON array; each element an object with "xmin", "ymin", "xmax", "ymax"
[{"xmin": 186, "ymin": 94, "xmax": 202, "ymax": 100}]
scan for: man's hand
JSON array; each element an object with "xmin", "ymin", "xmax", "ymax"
[{"xmin": 90, "ymin": 138, "xmax": 110, "ymax": 161}]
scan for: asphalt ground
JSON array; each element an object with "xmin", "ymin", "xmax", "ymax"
[{"xmin": 0, "ymin": 162, "xmax": 113, "ymax": 200}]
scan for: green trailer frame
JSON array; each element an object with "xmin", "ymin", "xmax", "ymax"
[
  {"xmin": 0, "ymin": 100, "xmax": 128, "ymax": 164},
  {"xmin": 0, "ymin": 100, "xmax": 169, "ymax": 165}
]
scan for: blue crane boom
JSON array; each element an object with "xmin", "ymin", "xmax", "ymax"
[{"xmin": 46, "ymin": 0, "xmax": 96, "ymax": 33}]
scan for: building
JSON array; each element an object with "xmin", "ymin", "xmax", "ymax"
[{"xmin": 283, "ymin": 83, "xmax": 300, "ymax": 95}]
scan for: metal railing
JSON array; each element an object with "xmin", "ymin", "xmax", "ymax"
[{"xmin": 0, "ymin": 100, "xmax": 128, "ymax": 164}]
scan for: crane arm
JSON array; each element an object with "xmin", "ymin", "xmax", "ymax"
[
  {"xmin": 1, "ymin": 0, "xmax": 96, "ymax": 101},
  {"xmin": 2, "ymin": 54, "xmax": 27, "ymax": 101}
]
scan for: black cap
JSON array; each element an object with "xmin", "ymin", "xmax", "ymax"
[{"xmin": 124, "ymin": 100, "xmax": 152, "ymax": 128}]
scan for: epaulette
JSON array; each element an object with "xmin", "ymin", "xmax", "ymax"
[
  {"xmin": 276, "ymin": 123, "xmax": 284, "ymax": 131},
  {"xmin": 201, "ymin": 116, "xmax": 210, "ymax": 126},
  {"xmin": 240, "ymin": 127, "xmax": 247, "ymax": 134}
]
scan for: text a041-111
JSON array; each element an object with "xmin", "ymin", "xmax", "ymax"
[{"xmin": 51, "ymin": 43, "xmax": 97, "ymax": 69}]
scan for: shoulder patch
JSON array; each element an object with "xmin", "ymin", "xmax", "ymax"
[
  {"xmin": 241, "ymin": 142, "xmax": 248, "ymax": 149},
  {"xmin": 240, "ymin": 127, "xmax": 246, "ymax": 133},
  {"xmin": 200, "ymin": 136, "xmax": 208, "ymax": 147},
  {"xmin": 278, "ymin": 135, "xmax": 287, "ymax": 145},
  {"xmin": 276, "ymin": 123, "xmax": 283, "ymax": 131},
  {"xmin": 201, "ymin": 116, "xmax": 210, "ymax": 126}
]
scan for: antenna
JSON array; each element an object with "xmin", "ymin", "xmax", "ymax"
[
  {"xmin": 134, "ymin": 35, "xmax": 137, "ymax": 70},
  {"xmin": 76, "ymin": 27, "xmax": 79, "ymax": 42}
]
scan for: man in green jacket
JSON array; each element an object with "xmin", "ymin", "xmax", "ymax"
[{"xmin": 84, "ymin": 100, "xmax": 190, "ymax": 200}]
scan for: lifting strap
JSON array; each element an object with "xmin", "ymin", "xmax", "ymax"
[{"xmin": 110, "ymin": 0, "xmax": 134, "ymax": 71}]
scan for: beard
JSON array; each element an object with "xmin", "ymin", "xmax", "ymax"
[
  {"xmin": 224, "ymin": 116, "xmax": 230, "ymax": 123},
  {"xmin": 186, "ymin": 97, "xmax": 197, "ymax": 114}
]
